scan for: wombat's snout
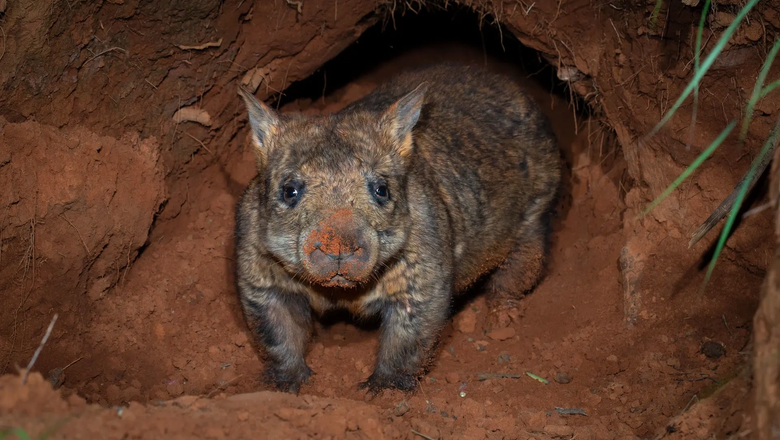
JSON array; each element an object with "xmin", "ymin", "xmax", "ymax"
[{"xmin": 302, "ymin": 208, "xmax": 374, "ymax": 287}]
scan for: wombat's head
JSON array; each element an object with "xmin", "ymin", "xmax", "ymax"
[{"xmin": 238, "ymin": 84, "xmax": 426, "ymax": 289}]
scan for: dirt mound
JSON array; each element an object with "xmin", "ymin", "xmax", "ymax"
[
  {"xmin": 0, "ymin": 118, "xmax": 165, "ymax": 376},
  {"xmin": 1, "ymin": 372, "xmax": 399, "ymax": 440}
]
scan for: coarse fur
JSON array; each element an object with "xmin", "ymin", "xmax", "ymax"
[{"xmin": 234, "ymin": 63, "xmax": 561, "ymax": 394}]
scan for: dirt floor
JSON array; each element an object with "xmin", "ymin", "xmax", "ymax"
[{"xmin": 1, "ymin": 1, "xmax": 779, "ymax": 439}]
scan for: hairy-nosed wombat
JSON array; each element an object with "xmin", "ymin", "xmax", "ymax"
[{"xmin": 235, "ymin": 64, "xmax": 561, "ymax": 394}]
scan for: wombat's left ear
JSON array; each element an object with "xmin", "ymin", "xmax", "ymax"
[
  {"xmin": 238, "ymin": 85, "xmax": 280, "ymax": 153},
  {"xmin": 379, "ymin": 83, "xmax": 427, "ymax": 157}
]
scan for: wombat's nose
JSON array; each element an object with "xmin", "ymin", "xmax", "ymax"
[
  {"xmin": 302, "ymin": 209, "xmax": 373, "ymax": 285},
  {"xmin": 325, "ymin": 247, "xmax": 355, "ymax": 261}
]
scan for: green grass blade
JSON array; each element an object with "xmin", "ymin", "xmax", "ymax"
[
  {"xmin": 643, "ymin": 120, "xmax": 737, "ymax": 216},
  {"xmin": 643, "ymin": 0, "xmax": 760, "ymax": 143},
  {"xmin": 0, "ymin": 429, "xmax": 32, "ymax": 440},
  {"xmin": 650, "ymin": 0, "xmax": 664, "ymax": 31},
  {"xmin": 740, "ymin": 36, "xmax": 780, "ymax": 141},
  {"xmin": 703, "ymin": 118, "xmax": 780, "ymax": 289},
  {"xmin": 760, "ymin": 78, "xmax": 780, "ymax": 98},
  {"xmin": 686, "ymin": 0, "xmax": 711, "ymax": 150},
  {"xmin": 694, "ymin": 0, "xmax": 710, "ymax": 74}
]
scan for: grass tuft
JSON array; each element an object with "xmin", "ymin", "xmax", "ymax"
[{"xmin": 642, "ymin": 0, "xmax": 780, "ymax": 292}]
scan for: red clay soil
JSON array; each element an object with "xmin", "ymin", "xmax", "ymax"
[{"xmin": 1, "ymin": 1, "xmax": 779, "ymax": 439}]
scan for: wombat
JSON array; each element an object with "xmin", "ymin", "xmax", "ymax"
[{"xmin": 235, "ymin": 63, "xmax": 561, "ymax": 394}]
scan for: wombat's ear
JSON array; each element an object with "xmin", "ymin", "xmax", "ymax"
[
  {"xmin": 238, "ymin": 85, "xmax": 280, "ymax": 152},
  {"xmin": 379, "ymin": 83, "xmax": 427, "ymax": 157}
]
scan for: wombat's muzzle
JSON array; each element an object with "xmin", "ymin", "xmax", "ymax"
[{"xmin": 301, "ymin": 208, "xmax": 374, "ymax": 288}]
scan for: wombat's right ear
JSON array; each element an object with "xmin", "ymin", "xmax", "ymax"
[{"xmin": 238, "ymin": 86, "xmax": 280, "ymax": 152}]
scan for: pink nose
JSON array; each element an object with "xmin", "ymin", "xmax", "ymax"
[{"xmin": 302, "ymin": 209, "xmax": 371, "ymax": 286}]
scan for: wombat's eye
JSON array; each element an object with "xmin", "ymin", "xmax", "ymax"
[
  {"xmin": 281, "ymin": 180, "xmax": 305, "ymax": 207},
  {"xmin": 371, "ymin": 181, "xmax": 390, "ymax": 205}
]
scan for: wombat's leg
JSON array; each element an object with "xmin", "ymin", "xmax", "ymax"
[
  {"xmin": 360, "ymin": 286, "xmax": 451, "ymax": 393},
  {"xmin": 484, "ymin": 223, "xmax": 549, "ymax": 331},
  {"xmin": 240, "ymin": 284, "xmax": 314, "ymax": 393}
]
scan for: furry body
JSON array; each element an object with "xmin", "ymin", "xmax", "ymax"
[{"xmin": 234, "ymin": 64, "xmax": 561, "ymax": 393}]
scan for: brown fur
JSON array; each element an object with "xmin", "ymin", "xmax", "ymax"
[{"xmin": 234, "ymin": 63, "xmax": 561, "ymax": 394}]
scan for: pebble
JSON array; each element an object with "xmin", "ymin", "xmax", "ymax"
[
  {"xmin": 487, "ymin": 327, "xmax": 516, "ymax": 341},
  {"xmin": 445, "ymin": 372, "xmax": 460, "ymax": 384},
  {"xmin": 702, "ymin": 341, "xmax": 725, "ymax": 359},
  {"xmin": 554, "ymin": 372, "xmax": 572, "ymax": 384},
  {"xmin": 525, "ymin": 411, "xmax": 547, "ymax": 431},
  {"xmin": 455, "ymin": 309, "xmax": 477, "ymax": 333}
]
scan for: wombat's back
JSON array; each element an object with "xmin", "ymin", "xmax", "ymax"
[{"xmin": 342, "ymin": 63, "xmax": 561, "ymax": 291}]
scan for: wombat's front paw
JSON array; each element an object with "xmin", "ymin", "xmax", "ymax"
[
  {"xmin": 264, "ymin": 363, "xmax": 314, "ymax": 394},
  {"xmin": 358, "ymin": 370, "xmax": 418, "ymax": 395}
]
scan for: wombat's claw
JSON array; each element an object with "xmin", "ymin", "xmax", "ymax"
[
  {"xmin": 264, "ymin": 364, "xmax": 314, "ymax": 394},
  {"xmin": 359, "ymin": 371, "xmax": 418, "ymax": 395}
]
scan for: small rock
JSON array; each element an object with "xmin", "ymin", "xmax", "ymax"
[
  {"xmin": 106, "ymin": 384, "xmax": 122, "ymax": 403},
  {"xmin": 237, "ymin": 411, "xmax": 249, "ymax": 421},
  {"xmin": 166, "ymin": 382, "xmax": 184, "ymax": 398},
  {"xmin": 455, "ymin": 309, "xmax": 477, "ymax": 333},
  {"xmin": 122, "ymin": 386, "xmax": 141, "ymax": 402},
  {"xmin": 487, "ymin": 327, "xmax": 516, "ymax": 341},
  {"xmin": 475, "ymin": 341, "xmax": 488, "ymax": 351},
  {"xmin": 545, "ymin": 424, "xmax": 575, "ymax": 437},
  {"xmin": 745, "ymin": 21, "xmax": 763, "ymax": 42},
  {"xmin": 713, "ymin": 11, "xmax": 736, "ymax": 29},
  {"xmin": 526, "ymin": 411, "xmax": 547, "ymax": 431},
  {"xmin": 395, "ymin": 401, "xmax": 410, "ymax": 417},
  {"xmin": 554, "ymin": 372, "xmax": 572, "ymax": 384},
  {"xmin": 48, "ymin": 367, "xmax": 66, "ymax": 389},
  {"xmin": 702, "ymin": 341, "xmax": 725, "ymax": 359},
  {"xmin": 666, "ymin": 357, "xmax": 680, "ymax": 368},
  {"xmin": 497, "ymin": 352, "xmax": 511, "ymax": 363},
  {"xmin": 445, "ymin": 372, "xmax": 460, "ymax": 384}
]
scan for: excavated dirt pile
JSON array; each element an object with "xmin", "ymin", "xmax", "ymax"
[{"xmin": 1, "ymin": 0, "xmax": 779, "ymax": 439}]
